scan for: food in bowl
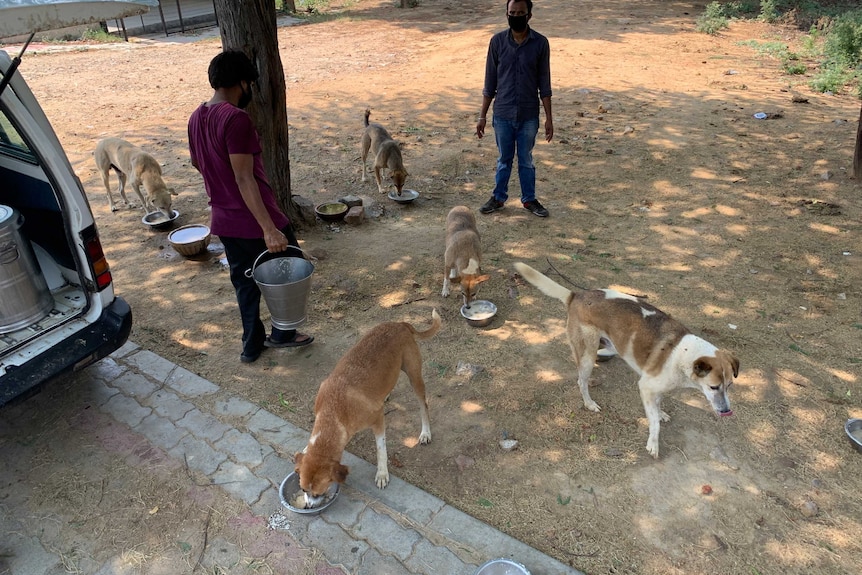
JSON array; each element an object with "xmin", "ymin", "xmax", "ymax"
[
  {"xmin": 279, "ymin": 471, "xmax": 339, "ymax": 514},
  {"xmin": 461, "ymin": 300, "xmax": 497, "ymax": 327},
  {"xmin": 388, "ymin": 189, "xmax": 419, "ymax": 203},
  {"xmin": 142, "ymin": 209, "xmax": 179, "ymax": 229},
  {"xmin": 315, "ymin": 202, "xmax": 348, "ymax": 222},
  {"xmin": 167, "ymin": 224, "xmax": 211, "ymax": 257}
]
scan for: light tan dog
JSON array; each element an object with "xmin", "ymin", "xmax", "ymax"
[
  {"xmin": 94, "ymin": 137, "xmax": 176, "ymax": 216},
  {"xmin": 514, "ymin": 262, "xmax": 739, "ymax": 458},
  {"xmin": 294, "ymin": 309, "xmax": 441, "ymax": 506},
  {"xmin": 442, "ymin": 206, "xmax": 490, "ymax": 307},
  {"xmin": 361, "ymin": 109, "xmax": 408, "ymax": 195}
]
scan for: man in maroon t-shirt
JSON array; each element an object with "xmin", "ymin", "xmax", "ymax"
[{"xmin": 188, "ymin": 50, "xmax": 313, "ymax": 363}]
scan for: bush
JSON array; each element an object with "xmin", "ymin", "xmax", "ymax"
[
  {"xmin": 697, "ymin": 2, "xmax": 730, "ymax": 34},
  {"xmin": 822, "ymin": 9, "xmax": 862, "ymax": 68}
]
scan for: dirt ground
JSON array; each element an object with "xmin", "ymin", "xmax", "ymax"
[{"xmin": 7, "ymin": 0, "xmax": 862, "ymax": 573}]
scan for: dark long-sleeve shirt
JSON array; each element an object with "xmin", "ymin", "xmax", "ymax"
[{"xmin": 482, "ymin": 27, "xmax": 552, "ymax": 121}]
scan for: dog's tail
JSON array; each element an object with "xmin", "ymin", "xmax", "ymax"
[
  {"xmin": 513, "ymin": 262, "xmax": 574, "ymax": 306},
  {"xmin": 364, "ymin": 109, "xmax": 371, "ymax": 127},
  {"xmin": 410, "ymin": 309, "xmax": 442, "ymax": 341}
]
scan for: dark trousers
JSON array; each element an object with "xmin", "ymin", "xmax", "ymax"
[{"xmin": 220, "ymin": 225, "xmax": 302, "ymax": 356}]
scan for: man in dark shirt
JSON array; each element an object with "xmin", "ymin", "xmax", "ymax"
[{"xmin": 476, "ymin": 0, "xmax": 553, "ymax": 218}]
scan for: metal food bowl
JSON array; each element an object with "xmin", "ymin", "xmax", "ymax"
[
  {"xmin": 846, "ymin": 418, "xmax": 862, "ymax": 454},
  {"xmin": 388, "ymin": 189, "xmax": 419, "ymax": 203},
  {"xmin": 315, "ymin": 202, "xmax": 348, "ymax": 222},
  {"xmin": 142, "ymin": 209, "xmax": 179, "ymax": 230},
  {"xmin": 461, "ymin": 300, "xmax": 497, "ymax": 328},
  {"xmin": 279, "ymin": 471, "xmax": 340, "ymax": 515},
  {"xmin": 474, "ymin": 558, "xmax": 531, "ymax": 575},
  {"xmin": 168, "ymin": 224, "xmax": 211, "ymax": 257}
]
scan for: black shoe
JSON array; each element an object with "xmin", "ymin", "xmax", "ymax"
[
  {"xmin": 240, "ymin": 348, "xmax": 263, "ymax": 363},
  {"xmin": 264, "ymin": 333, "xmax": 314, "ymax": 348},
  {"xmin": 479, "ymin": 197, "xmax": 505, "ymax": 214},
  {"xmin": 523, "ymin": 199, "xmax": 549, "ymax": 217}
]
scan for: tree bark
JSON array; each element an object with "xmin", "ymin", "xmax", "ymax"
[
  {"xmin": 855, "ymin": 100, "xmax": 862, "ymax": 179},
  {"xmin": 212, "ymin": 0, "xmax": 295, "ymax": 219}
]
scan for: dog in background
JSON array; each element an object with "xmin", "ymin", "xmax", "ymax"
[
  {"xmin": 513, "ymin": 262, "xmax": 739, "ymax": 458},
  {"xmin": 94, "ymin": 137, "xmax": 176, "ymax": 216},
  {"xmin": 442, "ymin": 206, "xmax": 489, "ymax": 307},
  {"xmin": 361, "ymin": 109, "xmax": 408, "ymax": 195},
  {"xmin": 294, "ymin": 309, "xmax": 441, "ymax": 506}
]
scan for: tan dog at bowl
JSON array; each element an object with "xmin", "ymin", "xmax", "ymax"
[
  {"xmin": 361, "ymin": 109, "xmax": 408, "ymax": 195},
  {"xmin": 442, "ymin": 206, "xmax": 490, "ymax": 308},
  {"xmin": 94, "ymin": 137, "xmax": 176, "ymax": 216},
  {"xmin": 294, "ymin": 309, "xmax": 441, "ymax": 505},
  {"xmin": 514, "ymin": 261, "xmax": 739, "ymax": 458}
]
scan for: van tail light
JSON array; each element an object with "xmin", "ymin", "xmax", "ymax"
[{"xmin": 82, "ymin": 225, "xmax": 113, "ymax": 291}]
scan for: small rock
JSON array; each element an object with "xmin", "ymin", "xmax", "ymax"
[
  {"xmin": 701, "ymin": 484, "xmax": 713, "ymax": 495},
  {"xmin": 791, "ymin": 95, "xmax": 809, "ymax": 103},
  {"xmin": 604, "ymin": 448, "xmax": 623, "ymax": 457},
  {"xmin": 623, "ymin": 125, "xmax": 634, "ymax": 134},
  {"xmin": 801, "ymin": 500, "xmax": 819, "ymax": 518},
  {"xmin": 455, "ymin": 454, "xmax": 475, "ymax": 472},
  {"xmin": 344, "ymin": 205, "xmax": 365, "ymax": 225},
  {"xmin": 455, "ymin": 362, "xmax": 484, "ymax": 378},
  {"xmin": 821, "ymin": 171, "xmax": 833, "ymax": 181},
  {"xmin": 338, "ymin": 194, "xmax": 363, "ymax": 208},
  {"xmin": 837, "ymin": 293, "xmax": 846, "ymax": 300},
  {"xmin": 499, "ymin": 439, "xmax": 519, "ymax": 451}
]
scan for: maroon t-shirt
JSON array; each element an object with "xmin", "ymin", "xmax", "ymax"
[{"xmin": 188, "ymin": 101, "xmax": 289, "ymax": 238}]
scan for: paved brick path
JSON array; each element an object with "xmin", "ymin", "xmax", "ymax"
[{"xmin": 0, "ymin": 342, "xmax": 583, "ymax": 575}]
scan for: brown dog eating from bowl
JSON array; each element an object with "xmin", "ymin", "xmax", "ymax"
[
  {"xmin": 442, "ymin": 205, "xmax": 490, "ymax": 307},
  {"xmin": 294, "ymin": 309, "xmax": 442, "ymax": 506}
]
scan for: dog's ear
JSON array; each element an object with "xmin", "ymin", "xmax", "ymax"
[
  {"xmin": 333, "ymin": 463, "xmax": 349, "ymax": 484},
  {"xmin": 693, "ymin": 359, "xmax": 712, "ymax": 378},
  {"xmin": 729, "ymin": 353, "xmax": 740, "ymax": 378},
  {"xmin": 474, "ymin": 274, "xmax": 491, "ymax": 286},
  {"xmin": 293, "ymin": 452, "xmax": 305, "ymax": 466}
]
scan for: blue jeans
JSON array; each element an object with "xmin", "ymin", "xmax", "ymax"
[{"xmin": 491, "ymin": 116, "xmax": 539, "ymax": 204}]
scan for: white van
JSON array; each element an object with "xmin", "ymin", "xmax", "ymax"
[{"xmin": 0, "ymin": 0, "xmax": 157, "ymax": 406}]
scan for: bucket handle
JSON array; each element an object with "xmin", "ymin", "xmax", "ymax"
[
  {"xmin": 0, "ymin": 242, "xmax": 19, "ymax": 265},
  {"xmin": 244, "ymin": 246, "xmax": 316, "ymax": 279}
]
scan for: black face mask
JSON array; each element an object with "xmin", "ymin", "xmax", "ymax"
[
  {"xmin": 238, "ymin": 83, "xmax": 253, "ymax": 109},
  {"xmin": 507, "ymin": 14, "xmax": 529, "ymax": 33}
]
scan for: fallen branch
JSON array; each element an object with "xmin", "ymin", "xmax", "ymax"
[{"xmin": 193, "ymin": 508, "xmax": 213, "ymax": 572}]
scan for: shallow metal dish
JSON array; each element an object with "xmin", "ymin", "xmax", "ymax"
[
  {"xmin": 461, "ymin": 300, "xmax": 497, "ymax": 328},
  {"xmin": 388, "ymin": 189, "xmax": 419, "ymax": 203},
  {"xmin": 474, "ymin": 558, "xmax": 531, "ymax": 575},
  {"xmin": 315, "ymin": 202, "xmax": 348, "ymax": 222},
  {"xmin": 279, "ymin": 471, "xmax": 339, "ymax": 515},
  {"xmin": 846, "ymin": 418, "xmax": 862, "ymax": 454},
  {"xmin": 141, "ymin": 209, "xmax": 179, "ymax": 230}
]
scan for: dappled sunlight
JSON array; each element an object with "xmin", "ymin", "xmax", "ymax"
[
  {"xmin": 461, "ymin": 400, "xmax": 483, "ymax": 414},
  {"xmin": 808, "ymin": 222, "xmax": 842, "ymax": 236},
  {"xmin": 506, "ymin": 318, "xmax": 566, "ymax": 345},
  {"xmin": 542, "ymin": 449, "xmax": 566, "ymax": 463},
  {"xmin": 700, "ymin": 303, "xmax": 731, "ymax": 317},
  {"xmin": 377, "ymin": 289, "xmax": 410, "ymax": 308},
  {"xmin": 535, "ymin": 369, "xmax": 563, "ymax": 383},
  {"xmin": 745, "ymin": 421, "xmax": 778, "ymax": 450},
  {"xmin": 402, "ymin": 436, "xmax": 420, "ymax": 448},
  {"xmin": 826, "ymin": 368, "xmax": 857, "ymax": 383},
  {"xmin": 715, "ymin": 204, "xmax": 741, "ymax": 217},
  {"xmin": 690, "ymin": 167, "xmax": 718, "ymax": 180},
  {"xmin": 681, "ymin": 206, "xmax": 712, "ymax": 218},
  {"xmin": 725, "ymin": 223, "xmax": 748, "ymax": 236},
  {"xmin": 386, "ymin": 256, "xmax": 413, "ymax": 271}
]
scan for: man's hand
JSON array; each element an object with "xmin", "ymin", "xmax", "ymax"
[
  {"xmin": 264, "ymin": 228, "xmax": 289, "ymax": 253},
  {"xmin": 476, "ymin": 117, "xmax": 487, "ymax": 139},
  {"xmin": 545, "ymin": 118, "xmax": 554, "ymax": 142}
]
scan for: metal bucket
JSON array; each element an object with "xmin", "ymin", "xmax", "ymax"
[
  {"xmin": 246, "ymin": 249, "xmax": 314, "ymax": 330},
  {"xmin": 0, "ymin": 205, "xmax": 54, "ymax": 334}
]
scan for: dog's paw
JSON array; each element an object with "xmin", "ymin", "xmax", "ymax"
[
  {"xmin": 660, "ymin": 410, "xmax": 671, "ymax": 422},
  {"xmin": 441, "ymin": 287, "xmax": 450, "ymax": 297},
  {"xmin": 584, "ymin": 400, "xmax": 602, "ymax": 412},
  {"xmin": 375, "ymin": 470, "xmax": 390, "ymax": 489},
  {"xmin": 418, "ymin": 431, "xmax": 431, "ymax": 444},
  {"xmin": 646, "ymin": 437, "xmax": 660, "ymax": 458}
]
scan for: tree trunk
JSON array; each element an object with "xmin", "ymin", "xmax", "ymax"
[
  {"xmin": 282, "ymin": 0, "xmax": 297, "ymax": 12},
  {"xmin": 855, "ymin": 100, "xmax": 862, "ymax": 179},
  {"xmin": 212, "ymin": 0, "xmax": 295, "ymax": 220}
]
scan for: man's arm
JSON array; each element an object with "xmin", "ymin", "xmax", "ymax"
[
  {"xmin": 541, "ymin": 96, "xmax": 553, "ymax": 142},
  {"xmin": 229, "ymin": 153, "xmax": 289, "ymax": 253}
]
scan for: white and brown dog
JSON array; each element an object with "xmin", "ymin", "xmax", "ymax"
[
  {"xmin": 94, "ymin": 137, "xmax": 176, "ymax": 216},
  {"xmin": 294, "ymin": 310, "xmax": 441, "ymax": 506},
  {"xmin": 361, "ymin": 109, "xmax": 408, "ymax": 195},
  {"xmin": 442, "ymin": 206, "xmax": 489, "ymax": 307},
  {"xmin": 513, "ymin": 262, "xmax": 739, "ymax": 458}
]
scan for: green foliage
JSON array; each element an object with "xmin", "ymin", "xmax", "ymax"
[
  {"xmin": 80, "ymin": 28, "xmax": 123, "ymax": 43},
  {"xmin": 758, "ymin": 0, "xmax": 783, "ymax": 23},
  {"xmin": 823, "ymin": 9, "xmax": 862, "ymax": 68},
  {"xmin": 298, "ymin": 0, "xmax": 330, "ymax": 13},
  {"xmin": 696, "ymin": 2, "xmax": 730, "ymax": 35}
]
